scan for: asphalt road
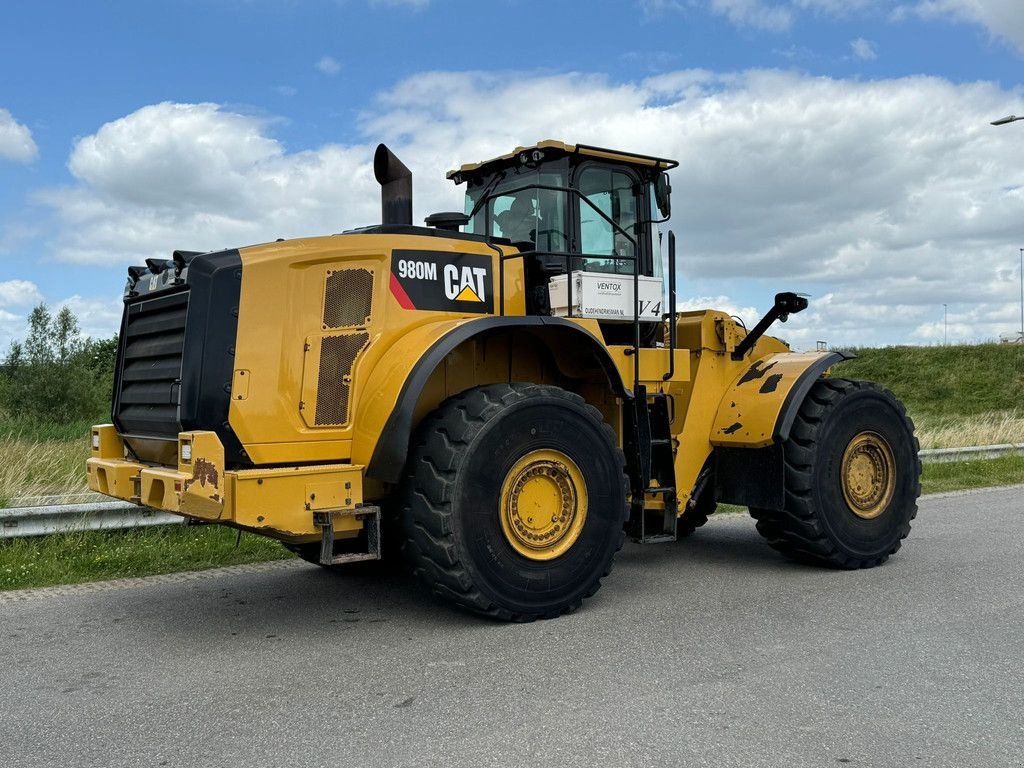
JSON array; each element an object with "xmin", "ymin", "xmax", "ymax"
[{"xmin": 2, "ymin": 486, "xmax": 1022, "ymax": 768}]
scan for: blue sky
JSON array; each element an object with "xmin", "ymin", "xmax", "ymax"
[{"xmin": 2, "ymin": 0, "xmax": 1023, "ymax": 348}]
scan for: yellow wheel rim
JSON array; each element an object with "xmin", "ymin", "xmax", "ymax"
[
  {"xmin": 841, "ymin": 431, "xmax": 896, "ymax": 520},
  {"xmin": 499, "ymin": 449, "xmax": 588, "ymax": 561}
]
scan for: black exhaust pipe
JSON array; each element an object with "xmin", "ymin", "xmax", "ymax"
[{"xmin": 373, "ymin": 143, "xmax": 412, "ymax": 226}]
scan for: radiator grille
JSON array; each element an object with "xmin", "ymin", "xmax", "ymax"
[
  {"xmin": 323, "ymin": 269, "xmax": 373, "ymax": 329},
  {"xmin": 314, "ymin": 332, "xmax": 370, "ymax": 426},
  {"xmin": 116, "ymin": 290, "xmax": 188, "ymax": 438}
]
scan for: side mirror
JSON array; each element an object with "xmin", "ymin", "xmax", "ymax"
[{"xmin": 654, "ymin": 172, "xmax": 672, "ymax": 218}]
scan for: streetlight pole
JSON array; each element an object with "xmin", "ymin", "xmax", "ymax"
[{"xmin": 990, "ymin": 115, "xmax": 1024, "ymax": 343}]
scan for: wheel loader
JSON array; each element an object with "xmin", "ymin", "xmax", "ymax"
[{"xmin": 87, "ymin": 140, "xmax": 921, "ymax": 620}]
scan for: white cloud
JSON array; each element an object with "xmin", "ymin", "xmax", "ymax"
[
  {"xmin": 677, "ymin": 295, "xmax": 761, "ymax": 327},
  {"xmin": 710, "ymin": 0, "xmax": 794, "ymax": 32},
  {"xmin": 0, "ymin": 280, "xmax": 44, "ymax": 308},
  {"xmin": 642, "ymin": 1, "xmax": 879, "ymax": 31},
  {"xmin": 40, "ymin": 101, "xmax": 379, "ymax": 266},
  {"xmin": 315, "ymin": 56, "xmax": 341, "ymax": 76},
  {"xmin": 58, "ymin": 295, "xmax": 123, "ymax": 341},
  {"xmin": 0, "ymin": 280, "xmax": 45, "ymax": 349},
  {"xmin": 0, "ymin": 108, "xmax": 38, "ymax": 164},
  {"xmin": 37, "ymin": 69, "xmax": 1024, "ymax": 346},
  {"xmin": 907, "ymin": 0, "xmax": 1024, "ymax": 54},
  {"xmin": 850, "ymin": 37, "xmax": 878, "ymax": 59},
  {"xmin": 641, "ymin": 1, "xmax": 1024, "ymax": 53},
  {"xmin": 0, "ymin": 289, "xmax": 121, "ymax": 350}
]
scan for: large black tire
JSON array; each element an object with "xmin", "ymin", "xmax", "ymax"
[
  {"xmin": 750, "ymin": 378, "xmax": 921, "ymax": 568},
  {"xmin": 398, "ymin": 383, "xmax": 629, "ymax": 621}
]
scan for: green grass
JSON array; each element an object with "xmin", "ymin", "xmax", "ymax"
[
  {"xmin": 835, "ymin": 343, "xmax": 1024, "ymax": 419},
  {"xmin": 0, "ymin": 524, "xmax": 291, "ymax": 592},
  {"xmin": 0, "ymin": 435, "xmax": 88, "ymax": 508},
  {"xmin": 920, "ymin": 454, "xmax": 1024, "ymax": 495},
  {"xmin": 0, "ymin": 412, "xmax": 100, "ymax": 442}
]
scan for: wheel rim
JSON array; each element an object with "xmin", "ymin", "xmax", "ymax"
[
  {"xmin": 499, "ymin": 449, "xmax": 588, "ymax": 561},
  {"xmin": 840, "ymin": 431, "xmax": 896, "ymax": 520}
]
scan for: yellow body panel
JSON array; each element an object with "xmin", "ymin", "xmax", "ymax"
[
  {"xmin": 231, "ymin": 234, "xmax": 526, "ymax": 466},
  {"xmin": 87, "ymin": 428, "xmax": 365, "ymax": 540},
  {"xmin": 711, "ymin": 352, "xmax": 837, "ymax": 448}
]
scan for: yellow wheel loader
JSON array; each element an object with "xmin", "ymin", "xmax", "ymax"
[{"xmin": 87, "ymin": 140, "xmax": 921, "ymax": 620}]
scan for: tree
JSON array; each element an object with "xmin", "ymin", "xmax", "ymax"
[{"xmin": 0, "ymin": 303, "xmax": 117, "ymax": 425}]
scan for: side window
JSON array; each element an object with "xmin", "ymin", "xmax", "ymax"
[
  {"xmin": 488, "ymin": 180, "xmax": 569, "ymax": 252},
  {"xmin": 578, "ymin": 167, "xmax": 638, "ymax": 274}
]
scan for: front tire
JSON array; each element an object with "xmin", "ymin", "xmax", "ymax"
[
  {"xmin": 750, "ymin": 378, "xmax": 921, "ymax": 568},
  {"xmin": 398, "ymin": 383, "xmax": 629, "ymax": 621}
]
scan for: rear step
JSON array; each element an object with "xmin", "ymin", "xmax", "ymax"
[{"xmin": 313, "ymin": 505, "xmax": 382, "ymax": 565}]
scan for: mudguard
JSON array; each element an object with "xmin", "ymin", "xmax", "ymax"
[
  {"xmin": 352, "ymin": 315, "xmax": 628, "ymax": 483},
  {"xmin": 710, "ymin": 351, "xmax": 851, "ymax": 449}
]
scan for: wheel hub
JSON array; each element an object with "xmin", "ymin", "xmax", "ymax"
[
  {"xmin": 499, "ymin": 450, "xmax": 588, "ymax": 561},
  {"xmin": 841, "ymin": 431, "xmax": 896, "ymax": 520}
]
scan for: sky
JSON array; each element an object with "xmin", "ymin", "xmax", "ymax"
[{"xmin": 1, "ymin": 0, "xmax": 1024, "ymax": 350}]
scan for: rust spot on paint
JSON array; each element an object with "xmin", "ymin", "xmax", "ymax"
[
  {"xmin": 722, "ymin": 422, "xmax": 743, "ymax": 435},
  {"xmin": 759, "ymin": 373, "xmax": 784, "ymax": 394},
  {"xmin": 184, "ymin": 458, "xmax": 219, "ymax": 492},
  {"xmin": 738, "ymin": 359, "xmax": 777, "ymax": 385}
]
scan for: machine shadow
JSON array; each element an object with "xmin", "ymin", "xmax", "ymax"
[{"xmin": 128, "ymin": 560, "xmax": 492, "ymax": 641}]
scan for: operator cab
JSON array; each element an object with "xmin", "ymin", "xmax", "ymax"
[{"xmin": 447, "ymin": 141, "xmax": 677, "ymax": 340}]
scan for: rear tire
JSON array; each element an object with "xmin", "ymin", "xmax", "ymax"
[
  {"xmin": 398, "ymin": 383, "xmax": 629, "ymax": 621},
  {"xmin": 750, "ymin": 378, "xmax": 920, "ymax": 568}
]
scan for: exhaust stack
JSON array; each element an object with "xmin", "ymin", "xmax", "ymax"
[{"xmin": 373, "ymin": 144, "xmax": 412, "ymax": 226}]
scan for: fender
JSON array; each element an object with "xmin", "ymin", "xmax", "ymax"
[
  {"xmin": 710, "ymin": 350, "xmax": 852, "ymax": 449},
  {"xmin": 354, "ymin": 316, "xmax": 630, "ymax": 483}
]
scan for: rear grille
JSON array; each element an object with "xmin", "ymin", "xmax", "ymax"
[
  {"xmin": 323, "ymin": 268, "xmax": 373, "ymax": 328},
  {"xmin": 314, "ymin": 332, "xmax": 370, "ymax": 426},
  {"xmin": 115, "ymin": 290, "xmax": 189, "ymax": 438}
]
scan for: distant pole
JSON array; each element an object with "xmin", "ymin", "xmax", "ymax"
[
  {"xmin": 943, "ymin": 303, "xmax": 948, "ymax": 346},
  {"xmin": 989, "ymin": 116, "xmax": 1024, "ymax": 343}
]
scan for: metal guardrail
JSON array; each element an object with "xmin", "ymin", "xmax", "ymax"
[
  {"xmin": 0, "ymin": 444, "xmax": 1021, "ymax": 539},
  {"xmin": 0, "ymin": 502, "xmax": 182, "ymax": 539},
  {"xmin": 918, "ymin": 443, "xmax": 1024, "ymax": 464}
]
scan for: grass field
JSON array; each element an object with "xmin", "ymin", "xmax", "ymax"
[
  {"xmin": 0, "ymin": 524, "xmax": 290, "ymax": 591},
  {"xmin": 0, "ymin": 435, "xmax": 88, "ymax": 508},
  {"xmin": 836, "ymin": 343, "xmax": 1024, "ymax": 449}
]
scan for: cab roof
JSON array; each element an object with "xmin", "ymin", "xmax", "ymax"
[{"xmin": 447, "ymin": 139, "xmax": 679, "ymax": 184}]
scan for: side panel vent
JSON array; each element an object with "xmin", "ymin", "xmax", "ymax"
[
  {"xmin": 323, "ymin": 269, "xmax": 373, "ymax": 329},
  {"xmin": 313, "ymin": 332, "xmax": 370, "ymax": 426}
]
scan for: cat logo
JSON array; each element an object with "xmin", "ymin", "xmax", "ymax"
[
  {"xmin": 444, "ymin": 264, "xmax": 487, "ymax": 303},
  {"xmin": 390, "ymin": 249, "xmax": 494, "ymax": 313}
]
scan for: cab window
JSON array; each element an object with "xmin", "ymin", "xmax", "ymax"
[
  {"xmin": 578, "ymin": 166, "xmax": 638, "ymax": 275},
  {"xmin": 464, "ymin": 171, "xmax": 569, "ymax": 252}
]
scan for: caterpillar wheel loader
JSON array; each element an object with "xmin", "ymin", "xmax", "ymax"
[{"xmin": 87, "ymin": 140, "xmax": 921, "ymax": 621}]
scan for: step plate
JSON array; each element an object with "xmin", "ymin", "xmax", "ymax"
[{"xmin": 314, "ymin": 506, "xmax": 381, "ymax": 565}]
